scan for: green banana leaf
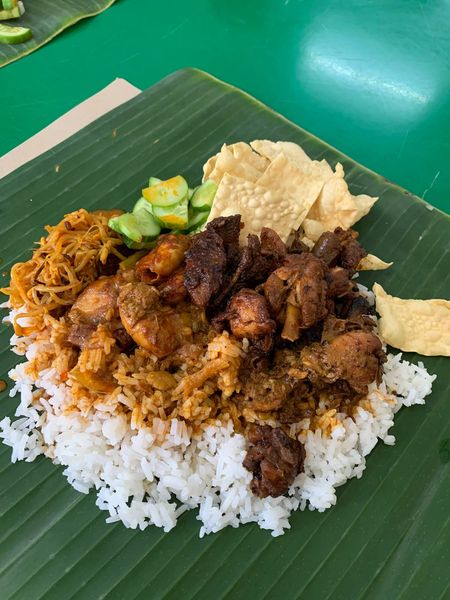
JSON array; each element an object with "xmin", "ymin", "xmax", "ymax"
[
  {"xmin": 0, "ymin": 69, "xmax": 449, "ymax": 600},
  {"xmin": 0, "ymin": 0, "xmax": 116, "ymax": 67}
]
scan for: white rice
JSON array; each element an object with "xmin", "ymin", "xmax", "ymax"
[{"xmin": 0, "ymin": 324, "xmax": 435, "ymax": 536}]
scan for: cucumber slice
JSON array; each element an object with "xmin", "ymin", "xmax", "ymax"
[
  {"xmin": 190, "ymin": 180, "xmax": 217, "ymax": 210},
  {"xmin": 133, "ymin": 208, "xmax": 161, "ymax": 238},
  {"xmin": 152, "ymin": 197, "xmax": 189, "ymax": 229},
  {"xmin": 148, "ymin": 176, "xmax": 162, "ymax": 186},
  {"xmin": 188, "ymin": 187, "xmax": 195, "ymax": 200},
  {"xmin": 120, "ymin": 235, "xmax": 155, "ymax": 250},
  {"xmin": 185, "ymin": 209, "xmax": 209, "ymax": 232},
  {"xmin": 142, "ymin": 175, "xmax": 188, "ymax": 207},
  {"xmin": 2, "ymin": 1, "xmax": 18, "ymax": 9},
  {"xmin": 0, "ymin": 6, "xmax": 24, "ymax": 21},
  {"xmin": 0, "ymin": 23, "xmax": 31, "ymax": 42},
  {"xmin": 108, "ymin": 213, "xmax": 142, "ymax": 243},
  {"xmin": 133, "ymin": 197, "xmax": 154, "ymax": 215}
]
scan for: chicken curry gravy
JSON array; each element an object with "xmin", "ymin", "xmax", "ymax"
[{"xmin": 63, "ymin": 214, "xmax": 386, "ymax": 498}]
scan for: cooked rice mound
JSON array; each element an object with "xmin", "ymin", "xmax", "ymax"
[{"xmin": 0, "ymin": 340, "xmax": 434, "ymax": 536}]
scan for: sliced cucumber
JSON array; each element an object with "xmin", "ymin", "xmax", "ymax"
[
  {"xmin": 190, "ymin": 180, "xmax": 217, "ymax": 210},
  {"xmin": 142, "ymin": 175, "xmax": 188, "ymax": 207},
  {"xmin": 133, "ymin": 196, "xmax": 154, "ymax": 215},
  {"xmin": 184, "ymin": 209, "xmax": 209, "ymax": 232},
  {"xmin": 188, "ymin": 187, "xmax": 195, "ymax": 200},
  {"xmin": 133, "ymin": 208, "xmax": 161, "ymax": 238},
  {"xmin": 108, "ymin": 213, "xmax": 142, "ymax": 243},
  {"xmin": 152, "ymin": 196, "xmax": 189, "ymax": 229},
  {"xmin": 0, "ymin": 6, "xmax": 24, "ymax": 21},
  {"xmin": 148, "ymin": 176, "xmax": 162, "ymax": 187},
  {"xmin": 120, "ymin": 235, "xmax": 155, "ymax": 250},
  {"xmin": 2, "ymin": 1, "xmax": 18, "ymax": 9}
]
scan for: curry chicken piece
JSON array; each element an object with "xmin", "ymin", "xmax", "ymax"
[
  {"xmin": 136, "ymin": 233, "xmax": 191, "ymax": 284},
  {"xmin": 67, "ymin": 276, "xmax": 120, "ymax": 348},
  {"xmin": 117, "ymin": 282, "xmax": 195, "ymax": 358},
  {"xmin": 158, "ymin": 268, "xmax": 188, "ymax": 306}
]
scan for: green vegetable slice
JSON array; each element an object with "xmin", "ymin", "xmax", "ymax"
[
  {"xmin": 190, "ymin": 179, "xmax": 217, "ymax": 210},
  {"xmin": 108, "ymin": 213, "xmax": 142, "ymax": 243},
  {"xmin": 133, "ymin": 197, "xmax": 153, "ymax": 215},
  {"xmin": 184, "ymin": 208, "xmax": 209, "ymax": 232},
  {"xmin": 133, "ymin": 208, "xmax": 161, "ymax": 238},
  {"xmin": 120, "ymin": 235, "xmax": 155, "ymax": 250},
  {"xmin": 148, "ymin": 176, "xmax": 162, "ymax": 186},
  {"xmin": 152, "ymin": 196, "xmax": 189, "ymax": 228},
  {"xmin": 0, "ymin": 6, "xmax": 24, "ymax": 22},
  {"xmin": 142, "ymin": 175, "xmax": 188, "ymax": 207},
  {"xmin": 2, "ymin": 0, "xmax": 18, "ymax": 9},
  {"xmin": 0, "ymin": 23, "xmax": 31, "ymax": 43}
]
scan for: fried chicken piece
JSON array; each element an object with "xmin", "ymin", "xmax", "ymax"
[
  {"xmin": 214, "ymin": 228, "xmax": 286, "ymax": 306},
  {"xmin": 312, "ymin": 231, "xmax": 341, "ymax": 265},
  {"xmin": 260, "ymin": 227, "xmax": 287, "ymax": 262},
  {"xmin": 326, "ymin": 266, "xmax": 352, "ymax": 298},
  {"xmin": 240, "ymin": 229, "xmax": 286, "ymax": 285},
  {"xmin": 243, "ymin": 425, "xmax": 305, "ymax": 498},
  {"xmin": 347, "ymin": 295, "xmax": 374, "ymax": 318},
  {"xmin": 136, "ymin": 233, "xmax": 190, "ymax": 284},
  {"xmin": 288, "ymin": 229, "xmax": 310, "ymax": 254},
  {"xmin": 301, "ymin": 330, "xmax": 385, "ymax": 393},
  {"xmin": 281, "ymin": 254, "xmax": 328, "ymax": 341},
  {"xmin": 321, "ymin": 314, "xmax": 375, "ymax": 343},
  {"xmin": 313, "ymin": 228, "xmax": 367, "ymax": 274},
  {"xmin": 263, "ymin": 254, "xmax": 309, "ymax": 318},
  {"xmin": 205, "ymin": 214, "xmax": 241, "ymax": 267},
  {"xmin": 184, "ymin": 229, "xmax": 227, "ymax": 307},
  {"xmin": 215, "ymin": 288, "xmax": 275, "ymax": 340},
  {"xmin": 263, "ymin": 271, "xmax": 288, "ymax": 319},
  {"xmin": 242, "ymin": 371, "xmax": 294, "ymax": 411},
  {"xmin": 334, "ymin": 293, "xmax": 375, "ymax": 320},
  {"xmin": 334, "ymin": 227, "xmax": 367, "ymax": 273}
]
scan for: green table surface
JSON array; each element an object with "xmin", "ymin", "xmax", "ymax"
[{"xmin": 1, "ymin": 0, "xmax": 450, "ymax": 215}]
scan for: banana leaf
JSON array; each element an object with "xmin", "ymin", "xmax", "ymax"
[
  {"xmin": 0, "ymin": 69, "xmax": 449, "ymax": 600},
  {"xmin": 0, "ymin": 0, "xmax": 116, "ymax": 67}
]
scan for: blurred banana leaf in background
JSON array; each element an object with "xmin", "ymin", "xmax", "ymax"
[{"xmin": 0, "ymin": 0, "xmax": 116, "ymax": 67}]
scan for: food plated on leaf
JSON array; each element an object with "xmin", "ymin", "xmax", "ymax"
[{"xmin": 1, "ymin": 140, "xmax": 448, "ymax": 537}]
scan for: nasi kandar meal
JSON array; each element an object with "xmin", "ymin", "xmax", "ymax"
[{"xmin": 1, "ymin": 141, "xmax": 449, "ymax": 536}]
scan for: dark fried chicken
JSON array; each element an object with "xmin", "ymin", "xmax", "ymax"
[
  {"xmin": 184, "ymin": 229, "xmax": 227, "ymax": 307},
  {"xmin": 301, "ymin": 330, "xmax": 385, "ymax": 393},
  {"xmin": 214, "ymin": 288, "xmax": 275, "ymax": 341},
  {"xmin": 243, "ymin": 425, "xmax": 305, "ymax": 497}
]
